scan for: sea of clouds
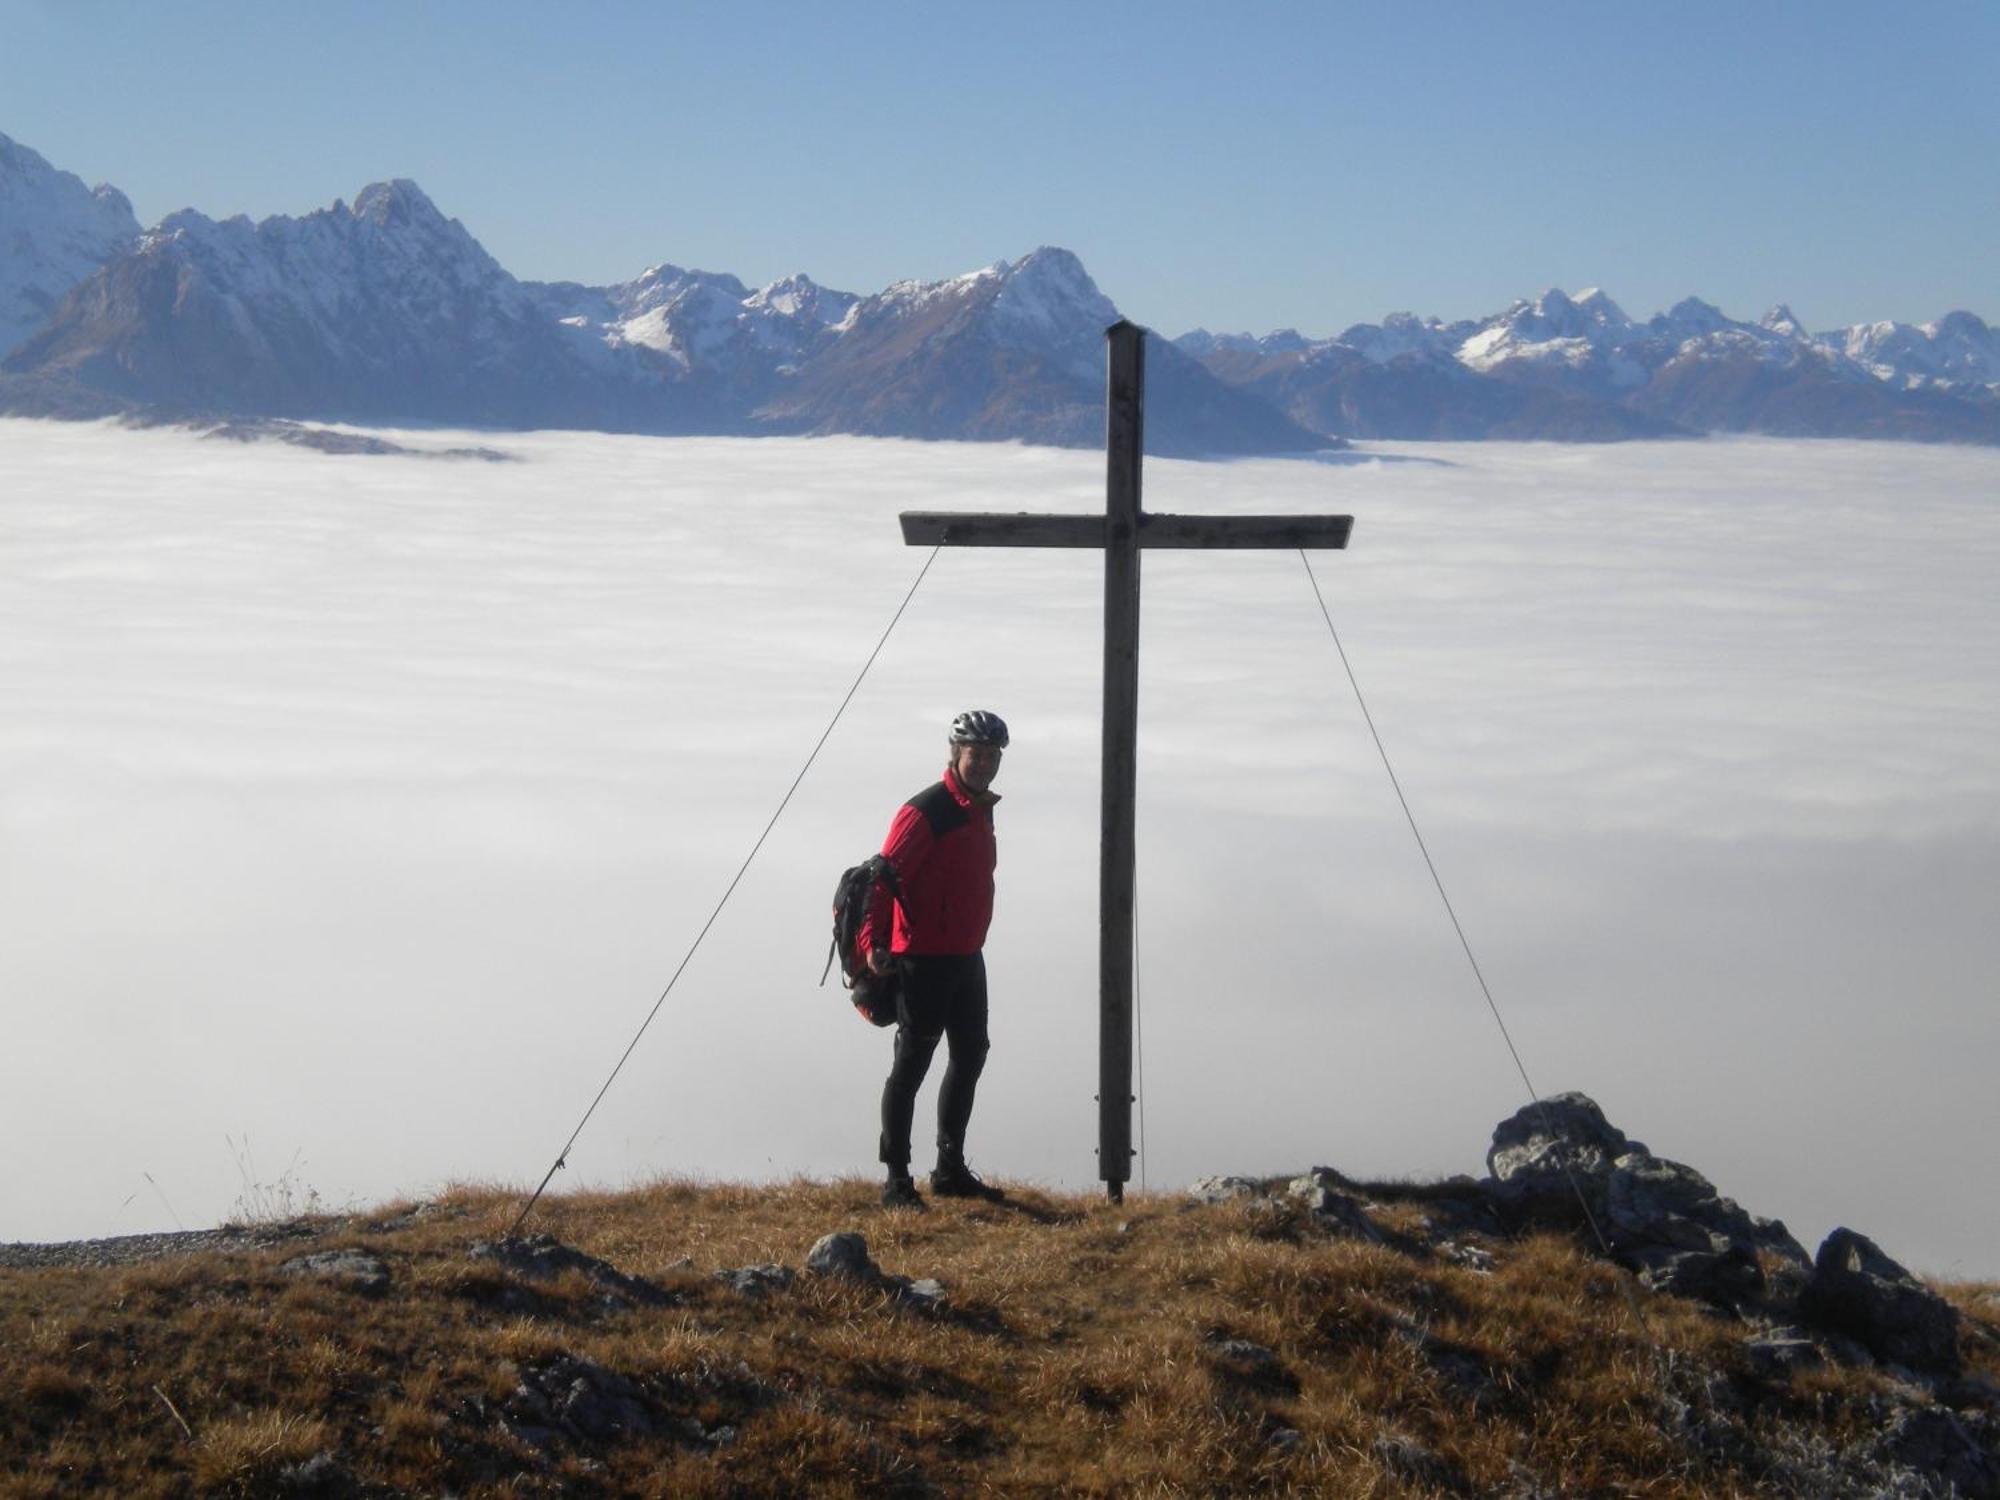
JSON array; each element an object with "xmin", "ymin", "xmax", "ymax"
[{"xmin": 3, "ymin": 419, "xmax": 1995, "ymax": 1275}]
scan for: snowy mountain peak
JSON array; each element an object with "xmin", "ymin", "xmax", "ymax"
[
  {"xmin": 1459, "ymin": 285, "xmax": 1637, "ymax": 374},
  {"xmin": 749, "ymin": 271, "xmax": 818, "ymax": 305},
  {"xmin": 1830, "ymin": 309, "xmax": 2000, "ymax": 389},
  {"xmin": 1007, "ymin": 244, "xmax": 1090, "ymax": 281},
  {"xmin": 1334, "ymin": 313, "xmax": 1452, "ymax": 365},
  {"xmin": 1761, "ymin": 304, "xmax": 1806, "ymax": 338},
  {"xmin": 1568, "ymin": 287, "xmax": 1631, "ymax": 324},
  {"xmin": 91, "ymin": 181, "xmax": 135, "ymax": 221},
  {"xmin": 351, "ymin": 178, "xmax": 447, "ymax": 229},
  {"xmin": 989, "ymin": 246, "xmax": 1118, "ymax": 341},
  {"xmin": 1929, "ymin": 309, "xmax": 1991, "ymax": 341},
  {"xmin": 1661, "ymin": 296, "xmax": 1730, "ymax": 334},
  {"xmin": 1177, "ymin": 328, "xmax": 1312, "ymax": 358},
  {"xmin": 1532, "ymin": 286, "xmax": 1632, "ymax": 331},
  {"xmin": 1928, "ymin": 312, "xmax": 1992, "ymax": 346},
  {"xmin": 0, "ymin": 129, "xmax": 143, "ymax": 357},
  {"xmin": 745, "ymin": 272, "xmax": 857, "ymax": 327}
]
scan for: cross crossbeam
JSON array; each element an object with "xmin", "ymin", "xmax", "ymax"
[
  {"xmin": 900, "ymin": 513, "xmax": 1354, "ymax": 549},
  {"xmin": 897, "ymin": 319, "xmax": 1352, "ymax": 1201}
]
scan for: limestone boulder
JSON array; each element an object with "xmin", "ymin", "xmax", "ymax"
[
  {"xmin": 279, "ymin": 1248, "xmax": 390, "ymax": 1295},
  {"xmin": 1285, "ymin": 1169, "xmax": 1385, "ymax": 1243},
  {"xmin": 1802, "ymin": 1228, "xmax": 1963, "ymax": 1375},
  {"xmin": 805, "ymin": 1232, "xmax": 880, "ymax": 1282},
  {"xmin": 1485, "ymin": 1093, "xmax": 1808, "ymax": 1311},
  {"xmin": 1485, "ymin": 1092, "xmax": 1635, "ymax": 1215},
  {"xmin": 1188, "ymin": 1175, "xmax": 1263, "ymax": 1205},
  {"xmin": 467, "ymin": 1234, "xmax": 673, "ymax": 1310}
]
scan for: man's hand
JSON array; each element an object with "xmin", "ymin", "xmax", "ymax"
[{"xmin": 866, "ymin": 948, "xmax": 896, "ymax": 977}]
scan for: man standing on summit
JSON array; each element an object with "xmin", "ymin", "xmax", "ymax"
[{"xmin": 861, "ymin": 710, "xmax": 1009, "ymax": 1209}]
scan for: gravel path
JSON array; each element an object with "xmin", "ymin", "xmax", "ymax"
[
  {"xmin": 0, "ymin": 1203, "xmax": 464, "ymax": 1271},
  {"xmin": 0, "ymin": 1220, "xmax": 333, "ymax": 1271}
]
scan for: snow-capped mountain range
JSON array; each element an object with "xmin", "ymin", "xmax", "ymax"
[
  {"xmin": 2, "ymin": 130, "xmax": 1994, "ymax": 449},
  {"xmin": 1178, "ymin": 288, "xmax": 2000, "ymax": 443}
]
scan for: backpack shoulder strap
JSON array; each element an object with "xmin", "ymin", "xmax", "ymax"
[{"xmin": 905, "ymin": 780, "xmax": 970, "ymax": 839}]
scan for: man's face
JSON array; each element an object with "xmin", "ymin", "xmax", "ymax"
[{"xmin": 952, "ymin": 741, "xmax": 1003, "ymax": 793}]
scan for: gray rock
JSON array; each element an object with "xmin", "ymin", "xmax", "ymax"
[
  {"xmin": 1879, "ymin": 1406, "xmax": 2000, "ymax": 1499},
  {"xmin": 1626, "ymin": 1240, "xmax": 1764, "ymax": 1307},
  {"xmin": 467, "ymin": 1234, "xmax": 672, "ymax": 1309},
  {"xmin": 1187, "ymin": 1175, "xmax": 1263, "ymax": 1205},
  {"xmin": 1744, "ymin": 1324, "xmax": 1823, "ymax": 1379},
  {"xmin": 1413, "ymin": 1189, "xmax": 1508, "ymax": 1242},
  {"xmin": 1390, "ymin": 1316, "xmax": 1500, "ymax": 1408},
  {"xmin": 1487, "ymin": 1094, "xmax": 1808, "ymax": 1313},
  {"xmin": 1607, "ymin": 1152, "xmax": 1809, "ymax": 1266},
  {"xmin": 1285, "ymin": 1170, "xmax": 1385, "ymax": 1243},
  {"xmin": 505, "ymin": 1354, "xmax": 658, "ymax": 1444},
  {"xmin": 363, "ymin": 1201, "xmax": 449, "ymax": 1234},
  {"xmin": 1437, "ymin": 1240, "xmax": 1497, "ymax": 1274},
  {"xmin": 279, "ymin": 1248, "xmax": 390, "ymax": 1294},
  {"xmin": 1802, "ymin": 1229, "xmax": 1963, "ymax": 1375},
  {"xmin": 1486, "ymin": 1092, "xmax": 1634, "ymax": 1210},
  {"xmin": 713, "ymin": 1263, "xmax": 794, "ymax": 1298},
  {"xmin": 1268, "ymin": 1427, "xmax": 1303, "ymax": 1454},
  {"xmin": 1205, "ymin": 1336, "xmax": 1298, "ymax": 1393},
  {"xmin": 1605, "ymin": 1154, "xmax": 1728, "ymax": 1249},
  {"xmin": 805, "ymin": 1231, "xmax": 881, "ymax": 1282},
  {"xmin": 274, "ymin": 1450, "xmax": 344, "ymax": 1494},
  {"xmin": 885, "ymin": 1275, "xmax": 947, "ymax": 1312}
]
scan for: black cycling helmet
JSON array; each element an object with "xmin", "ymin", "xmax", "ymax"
[{"xmin": 949, "ymin": 709, "xmax": 1010, "ymax": 749}]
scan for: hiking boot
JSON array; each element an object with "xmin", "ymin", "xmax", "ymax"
[
  {"xmin": 929, "ymin": 1159, "xmax": 1005, "ymax": 1201},
  {"xmin": 881, "ymin": 1175, "xmax": 926, "ymax": 1211}
]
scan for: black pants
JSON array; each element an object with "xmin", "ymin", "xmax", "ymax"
[{"xmin": 878, "ymin": 952, "xmax": 989, "ymax": 1171}]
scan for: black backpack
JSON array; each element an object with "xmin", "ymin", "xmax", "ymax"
[{"xmin": 823, "ymin": 854, "xmax": 900, "ymax": 1026}]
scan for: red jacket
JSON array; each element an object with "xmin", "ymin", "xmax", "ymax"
[{"xmin": 862, "ymin": 766, "xmax": 999, "ymax": 958}]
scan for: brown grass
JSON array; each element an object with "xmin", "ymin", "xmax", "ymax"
[{"xmin": 0, "ymin": 1177, "xmax": 1990, "ymax": 1498}]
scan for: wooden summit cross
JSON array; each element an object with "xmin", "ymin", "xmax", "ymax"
[{"xmin": 899, "ymin": 320, "xmax": 1353, "ymax": 1202}]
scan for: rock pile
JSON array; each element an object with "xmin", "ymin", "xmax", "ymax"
[
  {"xmin": 1196, "ymin": 1100, "xmax": 1980, "ymax": 1365},
  {"xmin": 467, "ymin": 1234, "xmax": 675, "ymax": 1312},
  {"xmin": 1803, "ymin": 1228, "xmax": 1965, "ymax": 1377},
  {"xmin": 1484, "ymin": 1091, "xmax": 1812, "ymax": 1309},
  {"xmin": 279, "ymin": 1247, "xmax": 391, "ymax": 1294},
  {"xmin": 499, "ymin": 1353, "xmax": 736, "ymax": 1454},
  {"xmin": 1187, "ymin": 1091, "xmax": 1995, "ymax": 1498},
  {"xmin": 711, "ymin": 1231, "xmax": 946, "ymax": 1314},
  {"xmin": 1473, "ymin": 1093, "xmax": 1966, "ymax": 1377}
]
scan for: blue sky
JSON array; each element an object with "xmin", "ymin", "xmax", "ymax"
[{"xmin": 4, "ymin": 0, "xmax": 1994, "ymax": 335}]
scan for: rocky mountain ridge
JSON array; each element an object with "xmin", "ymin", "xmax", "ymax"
[
  {"xmin": 2, "ymin": 128, "xmax": 1994, "ymax": 450},
  {"xmin": 0, "ymin": 131, "xmax": 140, "ymax": 358},
  {"xmin": 1180, "ymin": 287, "xmax": 2000, "ymax": 443},
  {"xmin": 0, "ymin": 137, "xmax": 1324, "ymax": 456}
]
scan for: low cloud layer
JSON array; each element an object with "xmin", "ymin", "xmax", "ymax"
[{"xmin": 3, "ymin": 422, "xmax": 1995, "ymax": 1274}]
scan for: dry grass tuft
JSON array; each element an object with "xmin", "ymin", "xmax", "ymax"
[{"xmin": 188, "ymin": 1409, "xmax": 328, "ymax": 1493}]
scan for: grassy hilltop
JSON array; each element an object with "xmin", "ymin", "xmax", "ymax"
[{"xmin": 2, "ymin": 1175, "xmax": 1995, "ymax": 1498}]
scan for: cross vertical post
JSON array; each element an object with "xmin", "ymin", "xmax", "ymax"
[{"xmin": 1100, "ymin": 320, "xmax": 1144, "ymax": 1202}]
